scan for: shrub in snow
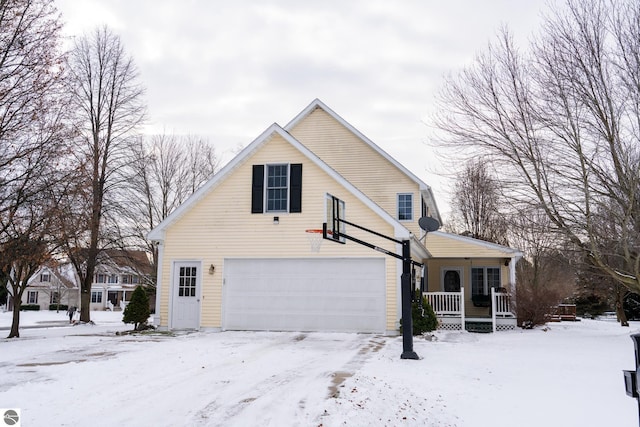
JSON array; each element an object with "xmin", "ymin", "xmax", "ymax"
[
  {"xmin": 123, "ymin": 286, "xmax": 150, "ymax": 331},
  {"xmin": 400, "ymin": 295, "xmax": 438, "ymax": 335}
]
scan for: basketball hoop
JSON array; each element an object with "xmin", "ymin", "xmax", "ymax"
[{"xmin": 305, "ymin": 229, "xmax": 330, "ymax": 252}]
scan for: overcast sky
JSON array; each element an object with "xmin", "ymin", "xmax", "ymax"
[{"xmin": 55, "ymin": 0, "xmax": 556, "ymax": 217}]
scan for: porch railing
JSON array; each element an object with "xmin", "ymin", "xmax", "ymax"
[
  {"xmin": 425, "ymin": 291, "xmax": 462, "ymax": 315},
  {"xmin": 491, "ymin": 288, "xmax": 515, "ymax": 332},
  {"xmin": 424, "ymin": 288, "xmax": 465, "ymax": 330},
  {"xmin": 424, "ymin": 287, "xmax": 516, "ymax": 332}
]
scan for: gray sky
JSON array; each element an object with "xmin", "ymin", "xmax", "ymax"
[{"xmin": 56, "ymin": 0, "xmax": 554, "ymax": 217}]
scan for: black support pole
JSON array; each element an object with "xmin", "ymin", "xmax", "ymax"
[{"xmin": 400, "ymin": 239, "xmax": 419, "ymax": 360}]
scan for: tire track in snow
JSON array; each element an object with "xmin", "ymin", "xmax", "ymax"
[{"xmin": 189, "ymin": 333, "xmax": 376, "ymax": 426}]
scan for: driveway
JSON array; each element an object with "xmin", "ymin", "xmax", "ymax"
[{"xmin": 1, "ymin": 327, "xmax": 388, "ymax": 426}]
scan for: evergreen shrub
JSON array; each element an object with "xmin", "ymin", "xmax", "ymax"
[
  {"xmin": 123, "ymin": 286, "xmax": 150, "ymax": 330},
  {"xmin": 400, "ymin": 295, "xmax": 439, "ymax": 335}
]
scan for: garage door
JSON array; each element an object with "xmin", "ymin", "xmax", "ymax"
[{"xmin": 223, "ymin": 258, "xmax": 386, "ymax": 333}]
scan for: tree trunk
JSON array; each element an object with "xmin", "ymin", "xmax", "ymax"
[
  {"xmin": 617, "ymin": 291, "xmax": 629, "ymax": 327},
  {"xmin": 8, "ymin": 300, "xmax": 21, "ymax": 338},
  {"xmin": 80, "ymin": 287, "xmax": 91, "ymax": 323}
]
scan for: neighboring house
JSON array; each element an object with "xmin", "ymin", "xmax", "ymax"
[
  {"xmin": 148, "ymin": 99, "xmax": 521, "ymax": 333},
  {"xmin": 16, "ymin": 250, "xmax": 153, "ymax": 312},
  {"xmin": 23, "ymin": 263, "xmax": 80, "ymax": 311},
  {"xmin": 89, "ymin": 250, "xmax": 154, "ymax": 312}
]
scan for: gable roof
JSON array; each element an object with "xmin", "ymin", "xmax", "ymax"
[
  {"xmin": 98, "ymin": 250, "xmax": 153, "ymax": 275},
  {"xmin": 27, "ymin": 263, "xmax": 78, "ymax": 289},
  {"xmin": 285, "ymin": 99, "xmax": 442, "ymax": 223},
  {"xmin": 148, "ymin": 123, "xmax": 414, "ymax": 244}
]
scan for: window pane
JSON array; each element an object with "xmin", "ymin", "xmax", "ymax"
[
  {"xmin": 178, "ymin": 266, "xmax": 197, "ymax": 298},
  {"xmin": 398, "ymin": 194, "xmax": 413, "ymax": 221},
  {"xmin": 487, "ymin": 268, "xmax": 501, "ymax": 288},
  {"xmin": 266, "ymin": 165, "xmax": 288, "ymax": 212},
  {"xmin": 471, "ymin": 268, "xmax": 484, "ymax": 296}
]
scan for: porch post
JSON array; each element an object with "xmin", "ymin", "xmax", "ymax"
[
  {"xmin": 491, "ymin": 287, "xmax": 497, "ymax": 332},
  {"xmin": 509, "ymin": 257, "xmax": 517, "ymax": 289},
  {"xmin": 460, "ymin": 286, "xmax": 465, "ymax": 331},
  {"xmin": 153, "ymin": 241, "xmax": 164, "ymax": 326}
]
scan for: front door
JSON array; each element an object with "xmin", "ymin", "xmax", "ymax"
[
  {"xmin": 171, "ymin": 262, "xmax": 201, "ymax": 329},
  {"xmin": 443, "ymin": 269, "xmax": 461, "ymax": 292}
]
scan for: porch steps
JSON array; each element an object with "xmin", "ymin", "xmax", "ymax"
[{"xmin": 465, "ymin": 321, "xmax": 493, "ymax": 333}]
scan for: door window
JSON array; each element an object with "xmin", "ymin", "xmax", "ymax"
[
  {"xmin": 443, "ymin": 270, "xmax": 461, "ymax": 292},
  {"xmin": 178, "ymin": 266, "xmax": 197, "ymax": 297}
]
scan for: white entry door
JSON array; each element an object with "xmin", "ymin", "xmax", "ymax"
[{"xmin": 171, "ymin": 262, "xmax": 201, "ymax": 329}]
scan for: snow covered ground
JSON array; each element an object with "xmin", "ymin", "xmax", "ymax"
[{"xmin": 1, "ymin": 310, "xmax": 638, "ymax": 426}]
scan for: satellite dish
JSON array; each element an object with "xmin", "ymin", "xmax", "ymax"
[{"xmin": 419, "ymin": 216, "xmax": 440, "ymax": 232}]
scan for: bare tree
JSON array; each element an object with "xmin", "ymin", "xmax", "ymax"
[
  {"xmin": 0, "ymin": 0, "xmax": 68, "ymax": 226},
  {"xmin": 434, "ymin": 0, "xmax": 640, "ymax": 300},
  {"xmin": 509, "ymin": 208, "xmax": 576, "ymax": 326},
  {"xmin": 449, "ymin": 159, "xmax": 508, "ymax": 245},
  {"xmin": 64, "ymin": 26, "xmax": 145, "ymax": 322},
  {"xmin": 0, "ymin": 0, "xmax": 71, "ymax": 335},
  {"xmin": 124, "ymin": 133, "xmax": 219, "ymax": 273},
  {"xmin": 1, "ymin": 196, "xmax": 59, "ymax": 338}
]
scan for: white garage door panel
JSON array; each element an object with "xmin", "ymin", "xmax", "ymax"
[{"xmin": 223, "ymin": 258, "xmax": 386, "ymax": 333}]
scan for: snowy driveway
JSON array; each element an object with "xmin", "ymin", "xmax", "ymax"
[{"xmin": 1, "ymin": 323, "xmax": 389, "ymax": 426}]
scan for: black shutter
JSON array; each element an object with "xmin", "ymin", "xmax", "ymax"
[
  {"xmin": 251, "ymin": 165, "xmax": 264, "ymax": 213},
  {"xmin": 290, "ymin": 163, "xmax": 302, "ymax": 213}
]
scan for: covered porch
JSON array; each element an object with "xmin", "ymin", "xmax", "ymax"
[
  {"xmin": 424, "ymin": 287, "xmax": 517, "ymax": 332},
  {"xmin": 421, "ymin": 231, "xmax": 523, "ymax": 332},
  {"xmin": 106, "ymin": 288, "xmax": 132, "ymax": 311}
]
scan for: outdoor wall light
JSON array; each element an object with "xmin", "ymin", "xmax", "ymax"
[
  {"xmin": 209, "ymin": 264, "xmax": 215, "ymax": 274},
  {"xmin": 273, "ymin": 216, "xmax": 279, "ymax": 225}
]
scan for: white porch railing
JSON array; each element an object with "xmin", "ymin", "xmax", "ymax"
[
  {"xmin": 424, "ymin": 287, "xmax": 516, "ymax": 332},
  {"xmin": 424, "ymin": 287, "xmax": 465, "ymax": 330},
  {"xmin": 107, "ymin": 301, "xmax": 115, "ymax": 311},
  {"xmin": 120, "ymin": 300, "xmax": 129, "ymax": 310},
  {"xmin": 491, "ymin": 288, "xmax": 516, "ymax": 332}
]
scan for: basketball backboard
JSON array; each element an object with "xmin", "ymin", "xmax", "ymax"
[{"xmin": 324, "ymin": 194, "xmax": 346, "ymax": 243}]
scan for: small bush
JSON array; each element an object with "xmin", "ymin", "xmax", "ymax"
[
  {"xmin": 20, "ymin": 304, "xmax": 40, "ymax": 311},
  {"xmin": 400, "ymin": 296, "xmax": 438, "ymax": 335},
  {"xmin": 123, "ymin": 286, "xmax": 150, "ymax": 330},
  {"xmin": 49, "ymin": 304, "xmax": 68, "ymax": 311}
]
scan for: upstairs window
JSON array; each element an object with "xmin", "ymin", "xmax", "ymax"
[
  {"xmin": 252, "ymin": 164, "xmax": 302, "ymax": 214},
  {"xmin": 266, "ymin": 164, "xmax": 288, "ymax": 212},
  {"xmin": 40, "ymin": 272, "xmax": 51, "ymax": 282},
  {"xmin": 397, "ymin": 193, "xmax": 413, "ymax": 221},
  {"xmin": 122, "ymin": 275, "xmax": 139, "ymax": 284}
]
